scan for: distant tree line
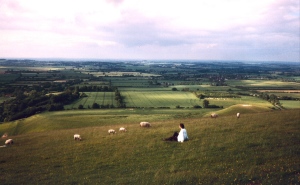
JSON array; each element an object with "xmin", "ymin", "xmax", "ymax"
[
  {"xmin": 202, "ymin": 99, "xmax": 223, "ymax": 109},
  {"xmin": 258, "ymin": 93, "xmax": 283, "ymax": 107},
  {"xmin": 0, "ymin": 88, "xmax": 79, "ymax": 122},
  {"xmin": 115, "ymin": 89, "xmax": 125, "ymax": 108},
  {"xmin": 0, "ymin": 83, "xmax": 126, "ymax": 122},
  {"xmin": 76, "ymin": 85, "xmax": 114, "ymax": 92},
  {"xmin": 277, "ymin": 95, "xmax": 299, "ymax": 101}
]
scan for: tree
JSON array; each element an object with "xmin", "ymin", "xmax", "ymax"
[
  {"xmin": 92, "ymin": 103, "xmax": 100, "ymax": 109},
  {"xmin": 203, "ymin": 99, "xmax": 209, "ymax": 108},
  {"xmin": 78, "ymin": 104, "xmax": 84, "ymax": 109},
  {"xmin": 198, "ymin": 94, "xmax": 205, "ymax": 99},
  {"xmin": 171, "ymin": 87, "xmax": 178, "ymax": 91}
]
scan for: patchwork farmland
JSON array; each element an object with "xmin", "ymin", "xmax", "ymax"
[{"xmin": 64, "ymin": 90, "xmax": 202, "ymax": 109}]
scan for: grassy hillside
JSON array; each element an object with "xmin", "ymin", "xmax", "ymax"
[
  {"xmin": 203, "ymin": 104, "xmax": 271, "ymax": 117},
  {"xmin": 0, "ymin": 109, "xmax": 299, "ymax": 184}
]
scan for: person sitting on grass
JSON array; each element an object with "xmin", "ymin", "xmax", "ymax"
[{"xmin": 164, "ymin": 123, "xmax": 189, "ymax": 142}]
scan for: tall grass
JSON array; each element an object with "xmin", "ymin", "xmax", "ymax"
[{"xmin": 0, "ymin": 109, "xmax": 299, "ymax": 184}]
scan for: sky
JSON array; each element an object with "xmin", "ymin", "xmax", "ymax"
[{"xmin": 0, "ymin": 0, "xmax": 299, "ymax": 62}]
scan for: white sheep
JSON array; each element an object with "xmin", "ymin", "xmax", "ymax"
[
  {"xmin": 108, "ymin": 129, "xmax": 116, "ymax": 134},
  {"xmin": 5, "ymin": 139, "xmax": 13, "ymax": 145},
  {"xmin": 140, "ymin": 122, "xmax": 151, "ymax": 127},
  {"xmin": 1, "ymin": 133, "xmax": 8, "ymax": 138},
  {"xmin": 119, "ymin": 127, "xmax": 127, "ymax": 132},
  {"xmin": 237, "ymin": 112, "xmax": 240, "ymax": 118},
  {"xmin": 74, "ymin": 134, "xmax": 82, "ymax": 141},
  {"xmin": 211, "ymin": 113, "xmax": 218, "ymax": 118}
]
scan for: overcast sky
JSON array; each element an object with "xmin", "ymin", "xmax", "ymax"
[{"xmin": 0, "ymin": 0, "xmax": 299, "ymax": 62}]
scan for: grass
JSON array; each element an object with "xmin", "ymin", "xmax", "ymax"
[
  {"xmin": 66, "ymin": 88, "xmax": 299, "ymax": 111},
  {"xmin": 205, "ymin": 96, "xmax": 272, "ymax": 108},
  {"xmin": 281, "ymin": 100, "xmax": 300, "ymax": 109},
  {"xmin": 0, "ymin": 108, "xmax": 299, "ymax": 184},
  {"xmin": 65, "ymin": 90, "xmax": 203, "ymax": 109},
  {"xmin": 122, "ymin": 90, "xmax": 201, "ymax": 108},
  {"xmin": 227, "ymin": 79, "xmax": 300, "ymax": 89}
]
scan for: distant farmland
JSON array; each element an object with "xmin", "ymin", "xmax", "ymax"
[
  {"xmin": 64, "ymin": 92, "xmax": 116, "ymax": 109},
  {"xmin": 122, "ymin": 91, "xmax": 201, "ymax": 108},
  {"xmin": 64, "ymin": 91, "xmax": 202, "ymax": 109}
]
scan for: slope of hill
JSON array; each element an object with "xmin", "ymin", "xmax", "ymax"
[
  {"xmin": 203, "ymin": 104, "xmax": 271, "ymax": 117},
  {"xmin": 0, "ymin": 109, "xmax": 299, "ymax": 184}
]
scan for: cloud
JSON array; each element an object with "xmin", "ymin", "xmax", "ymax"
[{"xmin": 0, "ymin": 0, "xmax": 299, "ymax": 61}]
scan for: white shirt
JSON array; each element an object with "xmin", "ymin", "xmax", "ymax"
[{"xmin": 177, "ymin": 128, "xmax": 188, "ymax": 142}]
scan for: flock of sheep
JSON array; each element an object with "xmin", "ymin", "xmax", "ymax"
[
  {"xmin": 1, "ymin": 133, "xmax": 13, "ymax": 147},
  {"xmin": 73, "ymin": 122, "xmax": 151, "ymax": 141},
  {"xmin": 2, "ymin": 113, "xmax": 239, "ymax": 145},
  {"xmin": 211, "ymin": 112, "xmax": 240, "ymax": 118}
]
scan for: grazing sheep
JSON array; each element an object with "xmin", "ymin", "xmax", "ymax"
[
  {"xmin": 5, "ymin": 139, "xmax": 13, "ymax": 145},
  {"xmin": 140, "ymin": 122, "xmax": 151, "ymax": 127},
  {"xmin": 108, "ymin": 129, "xmax": 116, "ymax": 134},
  {"xmin": 1, "ymin": 133, "xmax": 8, "ymax": 138},
  {"xmin": 119, "ymin": 127, "xmax": 127, "ymax": 132},
  {"xmin": 74, "ymin": 134, "xmax": 82, "ymax": 141},
  {"xmin": 237, "ymin": 112, "xmax": 240, "ymax": 118},
  {"xmin": 211, "ymin": 113, "xmax": 218, "ymax": 118}
]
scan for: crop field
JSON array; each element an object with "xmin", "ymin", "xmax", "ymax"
[
  {"xmin": 122, "ymin": 90, "xmax": 201, "ymax": 108},
  {"xmin": 227, "ymin": 80, "xmax": 300, "ymax": 89},
  {"xmin": 85, "ymin": 71, "xmax": 160, "ymax": 77},
  {"xmin": 0, "ymin": 74, "xmax": 20, "ymax": 83},
  {"xmin": 173, "ymin": 85, "xmax": 233, "ymax": 91},
  {"xmin": 111, "ymin": 79, "xmax": 152, "ymax": 87},
  {"xmin": 79, "ymin": 81, "xmax": 109, "ymax": 86},
  {"xmin": 64, "ymin": 92, "xmax": 116, "ymax": 109},
  {"xmin": 65, "ymin": 89, "xmax": 299, "ymax": 110},
  {"xmin": 66, "ymin": 89, "xmax": 205, "ymax": 109},
  {"xmin": 280, "ymin": 100, "xmax": 300, "ymax": 109}
]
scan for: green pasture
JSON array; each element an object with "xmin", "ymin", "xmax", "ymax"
[
  {"xmin": 0, "ymin": 104, "xmax": 273, "ymax": 136},
  {"xmin": 79, "ymin": 81, "xmax": 109, "ymax": 86},
  {"xmin": 0, "ymin": 74, "xmax": 20, "ymax": 83},
  {"xmin": 64, "ymin": 89, "xmax": 283, "ymax": 110},
  {"xmin": 122, "ymin": 91, "xmax": 201, "ymax": 108},
  {"xmin": 66, "ymin": 89, "xmax": 205, "ymax": 109},
  {"xmin": 118, "ymin": 87, "xmax": 172, "ymax": 91},
  {"xmin": 280, "ymin": 100, "xmax": 300, "ymax": 109},
  {"xmin": 65, "ymin": 92, "xmax": 116, "ymax": 109},
  {"xmin": 59, "ymin": 70, "xmax": 91, "ymax": 78},
  {"xmin": 85, "ymin": 71, "xmax": 160, "ymax": 77},
  {"xmin": 205, "ymin": 96, "xmax": 274, "ymax": 108},
  {"xmin": 0, "ymin": 109, "xmax": 213, "ymax": 135},
  {"xmin": 227, "ymin": 80, "xmax": 300, "ymax": 89},
  {"xmin": 112, "ymin": 80, "xmax": 152, "ymax": 87},
  {"xmin": 103, "ymin": 77, "xmax": 154, "ymax": 87},
  {"xmin": 0, "ymin": 109, "xmax": 299, "ymax": 184},
  {"xmin": 173, "ymin": 85, "xmax": 235, "ymax": 91}
]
